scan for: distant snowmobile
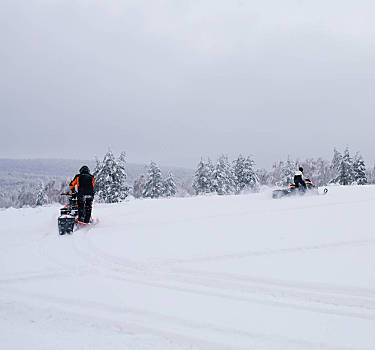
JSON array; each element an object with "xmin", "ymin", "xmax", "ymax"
[
  {"xmin": 272, "ymin": 179, "xmax": 328, "ymax": 199},
  {"xmin": 58, "ymin": 193, "xmax": 98, "ymax": 235}
]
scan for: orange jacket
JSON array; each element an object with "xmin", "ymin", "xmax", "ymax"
[{"xmin": 69, "ymin": 173, "xmax": 95, "ymax": 195}]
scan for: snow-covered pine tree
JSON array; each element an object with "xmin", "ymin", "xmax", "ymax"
[
  {"xmin": 279, "ymin": 158, "xmax": 296, "ymax": 187},
  {"xmin": 338, "ymin": 147, "xmax": 354, "ymax": 185},
  {"xmin": 117, "ymin": 151, "xmax": 130, "ymax": 198},
  {"xmin": 94, "ymin": 150, "xmax": 129, "ymax": 203},
  {"xmin": 192, "ymin": 158, "xmax": 213, "ymax": 195},
  {"xmin": 353, "ymin": 152, "xmax": 367, "ymax": 185},
  {"xmin": 35, "ymin": 182, "xmax": 48, "ymax": 206},
  {"xmin": 206, "ymin": 158, "xmax": 215, "ymax": 193},
  {"xmin": 143, "ymin": 162, "xmax": 165, "ymax": 199},
  {"xmin": 233, "ymin": 155, "xmax": 245, "ymax": 193},
  {"xmin": 163, "ymin": 173, "xmax": 177, "ymax": 197},
  {"xmin": 330, "ymin": 148, "xmax": 342, "ymax": 183},
  {"xmin": 211, "ymin": 155, "xmax": 235, "ymax": 195},
  {"xmin": 233, "ymin": 155, "xmax": 259, "ymax": 193}
]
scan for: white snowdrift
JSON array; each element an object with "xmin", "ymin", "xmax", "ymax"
[{"xmin": 0, "ymin": 186, "xmax": 374, "ymax": 349}]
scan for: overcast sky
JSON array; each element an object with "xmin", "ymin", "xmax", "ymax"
[{"xmin": 1, "ymin": 0, "xmax": 374, "ymax": 169}]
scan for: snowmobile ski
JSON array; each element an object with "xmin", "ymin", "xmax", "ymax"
[{"xmin": 77, "ymin": 218, "xmax": 99, "ymax": 228}]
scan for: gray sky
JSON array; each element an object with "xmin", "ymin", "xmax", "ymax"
[{"xmin": 1, "ymin": 0, "xmax": 374, "ymax": 169}]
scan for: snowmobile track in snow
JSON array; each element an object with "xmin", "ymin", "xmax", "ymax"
[
  {"xmin": 155, "ymin": 238, "xmax": 375, "ymax": 266},
  {"xmin": 63, "ymin": 233, "xmax": 375, "ymax": 321}
]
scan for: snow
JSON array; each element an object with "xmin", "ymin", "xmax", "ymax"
[{"xmin": 0, "ymin": 186, "xmax": 375, "ymax": 349}]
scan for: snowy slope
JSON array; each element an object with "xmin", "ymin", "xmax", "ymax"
[{"xmin": 0, "ymin": 186, "xmax": 374, "ymax": 349}]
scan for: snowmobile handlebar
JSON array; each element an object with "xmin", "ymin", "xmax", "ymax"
[{"xmin": 60, "ymin": 192, "xmax": 77, "ymax": 197}]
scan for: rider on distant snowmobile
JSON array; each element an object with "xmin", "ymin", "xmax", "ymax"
[
  {"xmin": 294, "ymin": 167, "xmax": 307, "ymax": 191},
  {"xmin": 69, "ymin": 166, "xmax": 95, "ymax": 223}
]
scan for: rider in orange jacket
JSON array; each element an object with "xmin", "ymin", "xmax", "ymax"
[{"xmin": 69, "ymin": 166, "xmax": 95, "ymax": 223}]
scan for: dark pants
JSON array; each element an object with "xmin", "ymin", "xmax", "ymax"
[
  {"xmin": 294, "ymin": 175, "xmax": 306, "ymax": 191},
  {"xmin": 77, "ymin": 195, "xmax": 93, "ymax": 223}
]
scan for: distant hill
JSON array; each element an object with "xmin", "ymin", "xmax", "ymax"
[{"xmin": 0, "ymin": 158, "xmax": 193, "ymax": 186}]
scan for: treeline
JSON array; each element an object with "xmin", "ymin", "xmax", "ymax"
[
  {"xmin": 93, "ymin": 151, "xmax": 178, "ymax": 202},
  {"xmin": 258, "ymin": 147, "xmax": 368, "ymax": 187},
  {"xmin": 1, "ymin": 147, "xmax": 374, "ymax": 208},
  {"xmin": 93, "ymin": 152, "xmax": 259, "ymax": 201},
  {"xmin": 192, "ymin": 147, "xmax": 371, "ymax": 196},
  {"xmin": 193, "ymin": 155, "xmax": 259, "ymax": 195}
]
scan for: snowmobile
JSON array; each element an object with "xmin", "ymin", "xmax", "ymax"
[
  {"xmin": 272, "ymin": 179, "xmax": 328, "ymax": 199},
  {"xmin": 58, "ymin": 193, "xmax": 78, "ymax": 235},
  {"xmin": 57, "ymin": 193, "xmax": 97, "ymax": 235}
]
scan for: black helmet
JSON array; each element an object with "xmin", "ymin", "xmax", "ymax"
[
  {"xmin": 79, "ymin": 165, "xmax": 90, "ymax": 174},
  {"xmin": 299, "ymin": 167, "xmax": 303, "ymax": 172}
]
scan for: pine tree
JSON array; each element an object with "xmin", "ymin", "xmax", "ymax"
[
  {"xmin": 330, "ymin": 148, "xmax": 342, "ymax": 183},
  {"xmin": 353, "ymin": 152, "xmax": 367, "ymax": 185},
  {"xmin": 279, "ymin": 158, "xmax": 296, "ymax": 187},
  {"xmin": 212, "ymin": 155, "xmax": 235, "ymax": 195},
  {"xmin": 338, "ymin": 147, "xmax": 354, "ymax": 185},
  {"xmin": 192, "ymin": 158, "xmax": 213, "ymax": 195},
  {"xmin": 116, "ymin": 151, "xmax": 129, "ymax": 198},
  {"xmin": 143, "ymin": 162, "xmax": 165, "ymax": 198},
  {"xmin": 233, "ymin": 155, "xmax": 259, "ymax": 193},
  {"xmin": 94, "ymin": 150, "xmax": 129, "ymax": 203},
  {"xmin": 163, "ymin": 173, "xmax": 177, "ymax": 197},
  {"xmin": 35, "ymin": 182, "xmax": 48, "ymax": 206},
  {"xmin": 206, "ymin": 158, "xmax": 215, "ymax": 192}
]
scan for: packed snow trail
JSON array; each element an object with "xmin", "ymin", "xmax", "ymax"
[{"xmin": 0, "ymin": 186, "xmax": 375, "ymax": 349}]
